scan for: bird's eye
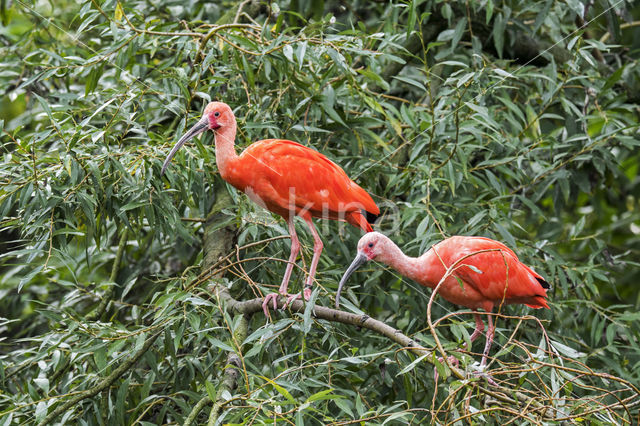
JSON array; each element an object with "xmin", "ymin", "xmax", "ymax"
[
  {"xmin": 368, "ymin": 243, "xmax": 374, "ymax": 248},
  {"xmin": 214, "ymin": 111, "xmax": 220, "ymax": 117}
]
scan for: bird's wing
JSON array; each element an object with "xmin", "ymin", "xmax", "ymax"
[
  {"xmin": 437, "ymin": 237, "xmax": 549, "ymax": 307},
  {"xmin": 239, "ymin": 139, "xmax": 379, "ymax": 216}
]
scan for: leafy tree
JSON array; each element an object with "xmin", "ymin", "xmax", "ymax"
[{"xmin": 1, "ymin": 0, "xmax": 639, "ymax": 424}]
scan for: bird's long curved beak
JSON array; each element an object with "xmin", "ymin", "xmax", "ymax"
[
  {"xmin": 161, "ymin": 117, "xmax": 209, "ymax": 175},
  {"xmin": 335, "ymin": 252, "xmax": 368, "ymax": 308}
]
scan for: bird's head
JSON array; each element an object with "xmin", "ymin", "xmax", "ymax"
[
  {"xmin": 356, "ymin": 231, "xmax": 391, "ymax": 261},
  {"xmin": 335, "ymin": 232, "xmax": 392, "ymax": 308},
  {"xmin": 203, "ymin": 101, "xmax": 234, "ymax": 131},
  {"xmin": 160, "ymin": 101, "xmax": 234, "ymax": 175}
]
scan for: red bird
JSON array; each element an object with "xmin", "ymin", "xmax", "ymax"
[
  {"xmin": 335, "ymin": 232, "xmax": 550, "ymax": 368},
  {"xmin": 161, "ymin": 102, "xmax": 379, "ymax": 316}
]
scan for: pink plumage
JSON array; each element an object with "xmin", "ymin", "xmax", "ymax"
[{"xmin": 336, "ymin": 232, "xmax": 550, "ymax": 368}]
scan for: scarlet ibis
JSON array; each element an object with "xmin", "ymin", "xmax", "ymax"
[
  {"xmin": 335, "ymin": 232, "xmax": 550, "ymax": 368},
  {"xmin": 161, "ymin": 102, "xmax": 379, "ymax": 316}
]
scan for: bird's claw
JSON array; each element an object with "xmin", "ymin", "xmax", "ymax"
[
  {"xmin": 434, "ymin": 355, "xmax": 459, "ymax": 383},
  {"xmin": 282, "ymin": 292, "xmax": 301, "ymax": 309},
  {"xmin": 262, "ymin": 293, "xmax": 281, "ymax": 317},
  {"xmin": 441, "ymin": 355, "xmax": 460, "ymax": 368},
  {"xmin": 282, "ymin": 286, "xmax": 313, "ymax": 308},
  {"xmin": 472, "ymin": 363, "xmax": 498, "ymax": 386},
  {"xmin": 433, "ymin": 356, "xmax": 497, "ymax": 386},
  {"xmin": 471, "ymin": 370, "xmax": 498, "ymax": 386},
  {"xmin": 262, "ymin": 288, "xmax": 312, "ymax": 318}
]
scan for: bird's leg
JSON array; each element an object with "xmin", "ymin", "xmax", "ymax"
[
  {"xmin": 437, "ymin": 313, "xmax": 498, "ymax": 385},
  {"xmin": 470, "ymin": 314, "xmax": 498, "ymax": 386},
  {"xmin": 468, "ymin": 312, "xmax": 485, "ymax": 345},
  {"xmin": 262, "ymin": 218, "xmax": 300, "ymax": 316},
  {"xmin": 303, "ymin": 217, "xmax": 323, "ymax": 301},
  {"xmin": 436, "ymin": 312, "xmax": 486, "ymax": 381},
  {"xmin": 280, "ymin": 218, "xmax": 301, "ymax": 295},
  {"xmin": 283, "ymin": 216, "xmax": 323, "ymax": 307},
  {"xmin": 480, "ymin": 314, "xmax": 495, "ymax": 369}
]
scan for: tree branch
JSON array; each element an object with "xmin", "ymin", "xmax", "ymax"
[
  {"xmin": 183, "ymin": 183, "xmax": 239, "ymax": 425},
  {"xmin": 214, "ymin": 290, "xmax": 570, "ymax": 417},
  {"xmin": 184, "ymin": 395, "xmax": 212, "ymax": 426},
  {"xmin": 599, "ymin": 20, "xmax": 640, "ymax": 43},
  {"xmin": 207, "ymin": 314, "xmax": 248, "ymax": 425}
]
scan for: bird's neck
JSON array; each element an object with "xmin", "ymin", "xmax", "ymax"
[
  {"xmin": 382, "ymin": 241, "xmax": 428, "ymax": 286},
  {"xmin": 384, "ymin": 242, "xmax": 441, "ymax": 290},
  {"xmin": 213, "ymin": 122, "xmax": 239, "ymax": 181}
]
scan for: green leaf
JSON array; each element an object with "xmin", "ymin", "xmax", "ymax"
[
  {"xmin": 321, "ymin": 103, "xmax": 347, "ymax": 127},
  {"xmin": 19, "ymin": 265, "xmax": 44, "ymax": 292},
  {"xmin": 467, "ymin": 264, "xmax": 483, "ymax": 274},
  {"xmin": 606, "ymin": 1, "xmax": 621, "ymax": 43},
  {"xmin": 493, "ymin": 68, "xmax": 514, "ymax": 79},
  {"xmin": 432, "ymin": 352, "xmax": 450, "ymax": 379},
  {"xmin": 392, "ymin": 76, "xmax": 425, "ymax": 91},
  {"xmin": 208, "ymin": 337, "xmax": 234, "ymax": 352},
  {"xmin": 85, "ymin": 63, "xmax": 104, "ymax": 96},
  {"xmin": 296, "ymin": 41, "xmax": 307, "ymax": 70},
  {"xmin": 602, "ymin": 65, "xmax": 625, "ymax": 92},
  {"xmin": 35, "ymin": 401, "xmax": 47, "ymax": 423},
  {"xmin": 334, "ymin": 398, "xmax": 354, "ymax": 417},
  {"xmin": 485, "ymin": 0, "xmax": 494, "ymax": 23},
  {"xmin": 303, "ymin": 286, "xmax": 320, "ymax": 335},
  {"xmin": 94, "ymin": 345, "xmax": 107, "ymax": 373},
  {"xmin": 492, "ymin": 13, "xmax": 505, "ymax": 58},
  {"xmin": 283, "ymin": 44, "xmax": 294, "ymax": 62},
  {"xmin": 33, "ymin": 93, "xmax": 52, "ymax": 120},
  {"xmin": 533, "ymin": 0, "xmax": 553, "ymax": 34},
  {"xmin": 306, "ymin": 389, "xmax": 340, "ymax": 403},
  {"xmin": 550, "ymin": 340, "xmax": 585, "ymax": 359},
  {"xmin": 205, "ymin": 380, "xmax": 217, "ymax": 401},
  {"xmin": 493, "ymin": 222, "xmax": 516, "ymax": 249},
  {"xmin": 261, "ymin": 376, "xmax": 297, "ymax": 405},
  {"xmin": 398, "ymin": 354, "xmax": 428, "ymax": 375},
  {"xmin": 407, "ymin": 0, "xmax": 417, "ymax": 38},
  {"xmin": 451, "ymin": 17, "xmax": 466, "ymax": 50},
  {"xmin": 34, "ymin": 377, "xmax": 49, "ymax": 394},
  {"xmin": 565, "ymin": 0, "xmax": 584, "ymax": 17},
  {"xmin": 242, "ymin": 55, "xmax": 255, "ymax": 88}
]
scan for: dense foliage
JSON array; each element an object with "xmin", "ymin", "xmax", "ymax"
[{"xmin": 1, "ymin": 0, "xmax": 639, "ymax": 423}]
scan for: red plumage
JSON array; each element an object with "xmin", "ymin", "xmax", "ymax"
[{"xmin": 223, "ymin": 139, "xmax": 379, "ymax": 230}]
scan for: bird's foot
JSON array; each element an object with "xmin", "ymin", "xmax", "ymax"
[
  {"xmin": 303, "ymin": 286, "xmax": 312, "ymax": 301},
  {"xmin": 282, "ymin": 292, "xmax": 301, "ymax": 309},
  {"xmin": 262, "ymin": 293, "xmax": 281, "ymax": 317},
  {"xmin": 281, "ymin": 286, "xmax": 312, "ymax": 309},
  {"xmin": 262, "ymin": 290, "xmax": 309, "ymax": 317},
  {"xmin": 471, "ymin": 363, "xmax": 498, "ymax": 386},
  {"xmin": 441, "ymin": 355, "xmax": 460, "ymax": 368},
  {"xmin": 434, "ymin": 355, "xmax": 459, "ymax": 382}
]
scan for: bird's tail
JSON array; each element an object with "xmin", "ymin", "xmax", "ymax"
[
  {"xmin": 346, "ymin": 211, "xmax": 375, "ymax": 232},
  {"xmin": 525, "ymin": 295, "xmax": 549, "ymax": 309},
  {"xmin": 364, "ymin": 210, "xmax": 380, "ymax": 225}
]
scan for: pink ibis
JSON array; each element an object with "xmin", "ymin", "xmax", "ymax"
[{"xmin": 335, "ymin": 232, "xmax": 550, "ymax": 368}]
